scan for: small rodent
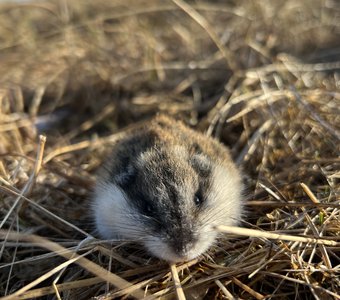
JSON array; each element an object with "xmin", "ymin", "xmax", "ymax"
[{"xmin": 92, "ymin": 115, "xmax": 243, "ymax": 262}]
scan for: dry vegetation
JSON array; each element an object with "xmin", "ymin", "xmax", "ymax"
[{"xmin": 0, "ymin": 0, "xmax": 339, "ymax": 299}]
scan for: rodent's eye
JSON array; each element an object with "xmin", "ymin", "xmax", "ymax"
[
  {"xmin": 194, "ymin": 193, "xmax": 203, "ymax": 207},
  {"xmin": 115, "ymin": 165, "xmax": 136, "ymax": 188},
  {"xmin": 139, "ymin": 199, "xmax": 156, "ymax": 217},
  {"xmin": 145, "ymin": 204, "xmax": 153, "ymax": 213}
]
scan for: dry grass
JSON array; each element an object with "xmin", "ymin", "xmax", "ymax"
[{"xmin": 0, "ymin": 0, "xmax": 339, "ymax": 299}]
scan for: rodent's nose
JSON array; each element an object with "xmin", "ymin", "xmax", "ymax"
[{"xmin": 170, "ymin": 231, "xmax": 198, "ymax": 257}]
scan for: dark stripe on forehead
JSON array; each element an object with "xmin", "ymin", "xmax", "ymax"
[{"xmin": 107, "ymin": 129, "xmax": 161, "ymax": 182}]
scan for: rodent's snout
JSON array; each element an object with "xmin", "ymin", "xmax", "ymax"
[
  {"xmin": 146, "ymin": 227, "xmax": 216, "ymax": 262},
  {"xmin": 168, "ymin": 230, "xmax": 198, "ymax": 258},
  {"xmin": 147, "ymin": 225, "xmax": 214, "ymax": 262}
]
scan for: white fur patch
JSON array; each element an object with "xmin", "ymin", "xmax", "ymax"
[
  {"xmin": 92, "ymin": 182, "xmax": 143, "ymax": 240},
  {"xmin": 202, "ymin": 163, "xmax": 242, "ymax": 227}
]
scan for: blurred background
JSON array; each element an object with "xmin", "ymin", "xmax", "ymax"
[{"xmin": 0, "ymin": 0, "xmax": 339, "ymax": 132}]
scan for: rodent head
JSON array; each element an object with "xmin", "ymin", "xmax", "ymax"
[{"xmin": 94, "ymin": 142, "xmax": 242, "ymax": 262}]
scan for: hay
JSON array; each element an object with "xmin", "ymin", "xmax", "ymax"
[{"xmin": 0, "ymin": 0, "xmax": 339, "ymax": 299}]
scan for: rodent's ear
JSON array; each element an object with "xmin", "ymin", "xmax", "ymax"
[
  {"xmin": 190, "ymin": 154, "xmax": 212, "ymax": 177},
  {"xmin": 114, "ymin": 164, "xmax": 137, "ymax": 187}
]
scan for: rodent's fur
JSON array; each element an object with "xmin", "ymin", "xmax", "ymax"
[{"xmin": 92, "ymin": 115, "xmax": 243, "ymax": 262}]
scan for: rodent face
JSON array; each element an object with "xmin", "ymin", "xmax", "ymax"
[{"xmin": 94, "ymin": 144, "xmax": 242, "ymax": 262}]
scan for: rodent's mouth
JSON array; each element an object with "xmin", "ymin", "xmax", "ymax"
[
  {"xmin": 165, "ymin": 254, "xmax": 193, "ymax": 263},
  {"xmin": 144, "ymin": 233, "xmax": 217, "ymax": 262},
  {"xmin": 153, "ymin": 249, "xmax": 199, "ymax": 263}
]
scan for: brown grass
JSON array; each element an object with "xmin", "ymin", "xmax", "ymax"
[{"xmin": 0, "ymin": 0, "xmax": 339, "ymax": 299}]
